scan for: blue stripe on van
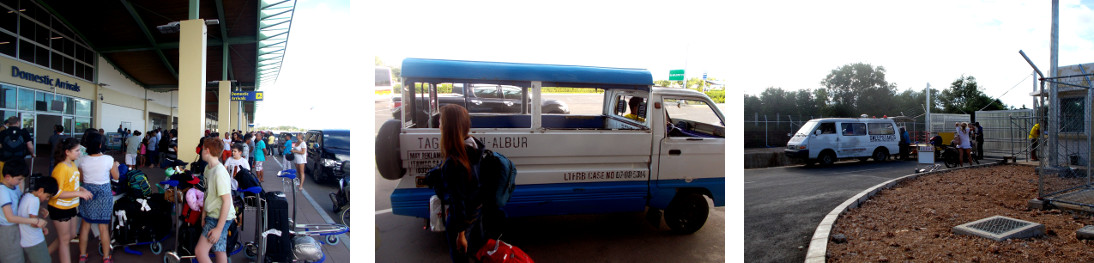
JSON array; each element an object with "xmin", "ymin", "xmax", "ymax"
[
  {"xmin": 391, "ymin": 181, "xmax": 649, "ymax": 218},
  {"xmin": 649, "ymin": 178, "xmax": 726, "ymax": 209}
]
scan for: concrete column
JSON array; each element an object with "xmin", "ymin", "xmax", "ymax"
[
  {"xmin": 143, "ymin": 97, "xmax": 149, "ymax": 132},
  {"xmin": 178, "ymin": 19, "xmax": 207, "ymax": 163},
  {"xmin": 219, "ymin": 81, "xmax": 231, "ymax": 133}
]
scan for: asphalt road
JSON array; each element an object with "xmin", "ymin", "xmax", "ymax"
[
  {"xmin": 269, "ymin": 154, "xmax": 343, "ymax": 223},
  {"xmin": 744, "ymin": 159, "xmax": 934, "ymax": 263},
  {"xmin": 374, "ymin": 94, "xmax": 726, "ymax": 262}
]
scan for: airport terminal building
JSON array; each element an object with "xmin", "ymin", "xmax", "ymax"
[{"xmin": 0, "ymin": 0, "xmax": 293, "ymax": 162}]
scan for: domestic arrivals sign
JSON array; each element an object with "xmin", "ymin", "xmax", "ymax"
[
  {"xmin": 231, "ymin": 91, "xmax": 263, "ymax": 101},
  {"xmin": 11, "ymin": 66, "xmax": 82, "ymax": 92}
]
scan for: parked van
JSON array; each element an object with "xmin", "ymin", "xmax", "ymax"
[{"xmin": 784, "ymin": 118, "xmax": 899, "ymax": 166}]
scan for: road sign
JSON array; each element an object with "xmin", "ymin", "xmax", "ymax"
[
  {"xmin": 231, "ymin": 91, "xmax": 264, "ymax": 101},
  {"xmin": 669, "ymin": 69, "xmax": 685, "ymax": 81},
  {"xmin": 703, "ymin": 72, "xmax": 707, "ymax": 80}
]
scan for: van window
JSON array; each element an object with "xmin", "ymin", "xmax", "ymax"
[
  {"xmin": 841, "ymin": 123, "xmax": 866, "ymax": 136},
  {"xmin": 818, "ymin": 123, "xmax": 836, "ymax": 134},
  {"xmin": 867, "ymin": 123, "xmax": 895, "ymax": 135},
  {"xmin": 612, "ymin": 94, "xmax": 647, "ymax": 124}
]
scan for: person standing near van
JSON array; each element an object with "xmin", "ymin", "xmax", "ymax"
[
  {"xmin": 899, "ymin": 127, "xmax": 910, "ymax": 160},
  {"xmin": 430, "ymin": 104, "xmax": 488, "ymax": 263},
  {"xmin": 291, "ymin": 133, "xmax": 307, "ymax": 190},
  {"xmin": 973, "ymin": 122, "xmax": 984, "ymax": 160}
]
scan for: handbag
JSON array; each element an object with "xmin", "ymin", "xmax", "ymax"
[
  {"xmin": 429, "ymin": 195, "xmax": 446, "ymax": 232},
  {"xmin": 475, "ymin": 238, "xmax": 533, "ymax": 263},
  {"xmin": 286, "ymin": 153, "xmax": 295, "ymax": 161}
]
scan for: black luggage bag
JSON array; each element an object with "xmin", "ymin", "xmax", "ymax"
[{"xmin": 264, "ymin": 191, "xmax": 292, "ymax": 262}]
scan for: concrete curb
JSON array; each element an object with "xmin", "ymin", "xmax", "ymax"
[{"xmin": 803, "ymin": 162, "xmax": 1003, "ymax": 263}]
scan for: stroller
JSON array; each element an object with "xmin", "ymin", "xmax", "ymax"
[{"xmin": 109, "ymin": 166, "xmax": 173, "ymax": 255}]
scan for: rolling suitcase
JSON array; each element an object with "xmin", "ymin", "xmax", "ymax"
[{"xmin": 264, "ymin": 191, "xmax": 292, "ymax": 262}]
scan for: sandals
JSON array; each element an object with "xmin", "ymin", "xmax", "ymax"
[
  {"xmin": 103, "ymin": 257, "xmax": 112, "ymax": 263},
  {"xmin": 78, "ymin": 255, "xmax": 88, "ymax": 263}
]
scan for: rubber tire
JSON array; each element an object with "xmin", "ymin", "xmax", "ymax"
[
  {"xmin": 873, "ymin": 148, "xmax": 889, "ymax": 162},
  {"xmin": 327, "ymin": 235, "xmax": 340, "ymax": 245},
  {"xmin": 151, "ymin": 242, "xmax": 163, "ymax": 255},
  {"xmin": 943, "ymin": 149, "xmax": 959, "ymax": 168},
  {"xmin": 376, "ymin": 119, "xmax": 405, "ymax": 180},
  {"xmin": 664, "ymin": 192, "xmax": 709, "ymax": 234},
  {"xmin": 244, "ymin": 242, "xmax": 257, "ymax": 259},
  {"xmin": 819, "ymin": 151, "xmax": 836, "ymax": 166}
]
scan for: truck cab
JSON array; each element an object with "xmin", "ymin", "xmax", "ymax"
[{"xmin": 376, "ymin": 58, "xmax": 725, "ymax": 233}]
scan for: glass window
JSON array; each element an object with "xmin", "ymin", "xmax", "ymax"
[
  {"xmin": 841, "ymin": 123, "xmax": 867, "ymax": 136},
  {"xmin": 1061, "ymin": 97, "xmax": 1084, "ymax": 133},
  {"xmin": 0, "ymin": 6, "xmax": 14, "ymax": 34},
  {"xmin": 542, "ymin": 86, "xmax": 601, "ymax": 115},
  {"xmin": 50, "ymin": 50, "xmax": 61, "ymax": 71},
  {"xmin": 868, "ymin": 123, "xmax": 895, "ymax": 135},
  {"xmin": 19, "ymin": 112, "xmax": 30, "ymax": 132},
  {"xmin": 74, "ymin": 117, "xmax": 90, "ymax": 138},
  {"xmin": 0, "ymin": 32, "xmax": 13, "ymax": 57},
  {"xmin": 0, "ymin": 85, "xmax": 13, "ymax": 109},
  {"xmin": 46, "ymin": 93, "xmax": 59, "ymax": 113},
  {"xmin": 33, "ymin": 22, "xmax": 46, "ymax": 45},
  {"xmin": 17, "ymin": 40, "xmax": 31, "ymax": 62},
  {"xmin": 472, "ymin": 85, "xmax": 499, "ymax": 99},
  {"xmin": 34, "ymin": 90, "xmax": 46, "ymax": 111},
  {"xmin": 18, "ymin": 16, "xmax": 31, "ymax": 41},
  {"xmin": 0, "ymin": 110, "xmax": 15, "ymax": 122},
  {"xmin": 664, "ymin": 97, "xmax": 724, "ymax": 138},
  {"xmin": 74, "ymin": 98, "xmax": 89, "ymax": 116},
  {"xmin": 62, "ymin": 56, "xmax": 71, "ymax": 75},
  {"xmin": 17, "ymin": 87, "xmax": 31, "ymax": 111},
  {"xmin": 81, "ymin": 64, "xmax": 92, "ymax": 80},
  {"xmin": 34, "ymin": 44, "xmax": 47, "ymax": 67},
  {"xmin": 501, "ymin": 86, "xmax": 522, "ymax": 100},
  {"xmin": 818, "ymin": 123, "xmax": 837, "ymax": 134},
  {"xmin": 63, "ymin": 96, "xmax": 73, "ymax": 115}
]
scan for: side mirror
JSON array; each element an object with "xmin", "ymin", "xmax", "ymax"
[
  {"xmin": 814, "ymin": 130, "xmax": 821, "ymax": 136},
  {"xmin": 787, "ymin": 133, "xmax": 792, "ymax": 137}
]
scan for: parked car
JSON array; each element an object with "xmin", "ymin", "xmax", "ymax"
[
  {"xmin": 304, "ymin": 129, "xmax": 350, "ymax": 183},
  {"xmin": 391, "ymin": 83, "xmax": 570, "ymax": 120}
]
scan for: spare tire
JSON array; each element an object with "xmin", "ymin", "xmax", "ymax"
[{"xmin": 376, "ymin": 119, "xmax": 405, "ymax": 180}]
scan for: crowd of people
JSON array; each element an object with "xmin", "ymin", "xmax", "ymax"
[{"xmin": 0, "ymin": 118, "xmax": 299, "ymax": 263}]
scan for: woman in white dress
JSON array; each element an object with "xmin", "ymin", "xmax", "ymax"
[{"xmin": 291, "ymin": 133, "xmax": 308, "ymax": 190}]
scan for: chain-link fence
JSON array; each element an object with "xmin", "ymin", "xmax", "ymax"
[
  {"xmin": 1036, "ymin": 71, "xmax": 1094, "ymax": 209},
  {"xmin": 974, "ymin": 110, "xmax": 1036, "ymax": 159}
]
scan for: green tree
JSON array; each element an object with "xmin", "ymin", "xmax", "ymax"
[
  {"xmin": 820, "ymin": 63, "xmax": 892, "ymax": 116},
  {"xmin": 654, "ymin": 80, "xmax": 673, "ymax": 87},
  {"xmin": 793, "ymin": 89, "xmax": 817, "ymax": 118},
  {"xmin": 759, "ymin": 87, "xmax": 795, "ymax": 117},
  {"xmin": 744, "ymin": 94, "xmax": 761, "ymax": 117},
  {"xmin": 938, "ymin": 76, "xmax": 1006, "ymax": 114}
]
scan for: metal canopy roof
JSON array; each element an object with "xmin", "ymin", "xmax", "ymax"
[
  {"xmin": 401, "ymin": 58, "xmax": 655, "ymax": 87},
  {"xmin": 37, "ymin": 0, "xmax": 295, "ymax": 122}
]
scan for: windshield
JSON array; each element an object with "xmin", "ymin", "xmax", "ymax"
[
  {"xmin": 796, "ymin": 120, "xmax": 820, "ymax": 135},
  {"xmin": 323, "ymin": 132, "xmax": 350, "ymax": 150}
]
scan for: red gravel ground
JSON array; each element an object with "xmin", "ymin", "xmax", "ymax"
[{"xmin": 827, "ymin": 165, "xmax": 1094, "ymax": 262}]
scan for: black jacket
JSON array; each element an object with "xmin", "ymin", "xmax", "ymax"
[{"xmin": 426, "ymin": 138, "xmax": 486, "ymax": 232}]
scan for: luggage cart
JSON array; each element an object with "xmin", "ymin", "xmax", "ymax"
[
  {"xmin": 161, "ymin": 178, "xmax": 250, "ymax": 263},
  {"xmin": 915, "ymin": 144, "xmax": 940, "ymax": 173},
  {"xmin": 245, "ymin": 169, "xmax": 349, "ymax": 263}
]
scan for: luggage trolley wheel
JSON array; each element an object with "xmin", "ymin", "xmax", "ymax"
[
  {"xmin": 244, "ymin": 242, "xmax": 258, "ymax": 259},
  {"xmin": 151, "ymin": 241, "xmax": 164, "ymax": 255},
  {"xmin": 164, "ymin": 252, "xmax": 181, "ymax": 263},
  {"xmin": 326, "ymin": 235, "xmax": 340, "ymax": 245}
]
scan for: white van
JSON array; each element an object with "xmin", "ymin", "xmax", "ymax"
[{"xmin": 784, "ymin": 118, "xmax": 899, "ymax": 166}]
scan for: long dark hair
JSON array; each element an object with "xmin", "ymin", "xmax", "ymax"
[
  {"xmin": 439, "ymin": 104, "xmax": 472, "ymax": 177},
  {"xmin": 54, "ymin": 138, "xmax": 80, "ymax": 163}
]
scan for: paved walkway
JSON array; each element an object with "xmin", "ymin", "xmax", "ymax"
[{"xmin": 33, "ymin": 149, "xmax": 350, "ymax": 262}]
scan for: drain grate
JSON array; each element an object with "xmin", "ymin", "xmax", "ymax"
[
  {"xmin": 953, "ymin": 215, "xmax": 1045, "ymax": 241},
  {"xmin": 967, "ymin": 217, "xmax": 1032, "ymax": 234}
]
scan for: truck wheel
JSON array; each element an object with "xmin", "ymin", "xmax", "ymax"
[
  {"xmin": 664, "ymin": 192, "xmax": 708, "ymax": 234},
  {"xmin": 819, "ymin": 151, "xmax": 836, "ymax": 166},
  {"xmin": 873, "ymin": 148, "xmax": 889, "ymax": 162},
  {"xmin": 376, "ymin": 119, "xmax": 405, "ymax": 180}
]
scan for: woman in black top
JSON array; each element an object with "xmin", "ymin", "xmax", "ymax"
[{"xmin": 428, "ymin": 104, "xmax": 487, "ymax": 263}]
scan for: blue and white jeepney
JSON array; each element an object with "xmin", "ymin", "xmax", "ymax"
[{"xmin": 376, "ymin": 58, "xmax": 725, "ymax": 233}]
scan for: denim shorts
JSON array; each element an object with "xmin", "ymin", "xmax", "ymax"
[{"xmin": 201, "ymin": 216, "xmax": 233, "ymax": 252}]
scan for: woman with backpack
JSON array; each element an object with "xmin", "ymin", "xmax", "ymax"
[
  {"xmin": 76, "ymin": 132, "xmax": 120, "ymax": 263},
  {"xmin": 430, "ymin": 104, "xmax": 489, "ymax": 263}
]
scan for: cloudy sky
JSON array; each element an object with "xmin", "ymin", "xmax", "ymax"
[{"xmin": 735, "ymin": 0, "xmax": 1094, "ymax": 110}]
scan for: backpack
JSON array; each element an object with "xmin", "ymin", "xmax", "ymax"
[
  {"xmin": 0, "ymin": 129, "xmax": 25, "ymax": 161},
  {"xmin": 126, "ymin": 169, "xmax": 153, "ymax": 197},
  {"xmin": 478, "ymin": 149, "xmax": 517, "ymax": 209}
]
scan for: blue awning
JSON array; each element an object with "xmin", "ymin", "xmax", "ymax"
[{"xmin": 401, "ymin": 58, "xmax": 654, "ymax": 86}]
